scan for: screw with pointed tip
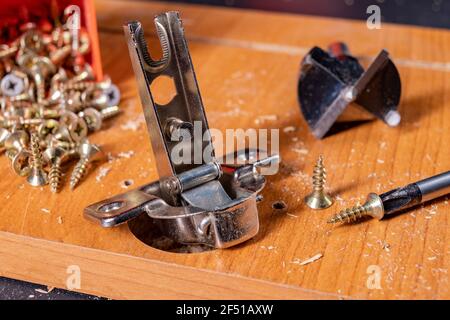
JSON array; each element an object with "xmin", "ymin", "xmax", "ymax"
[
  {"xmin": 20, "ymin": 55, "xmax": 56, "ymax": 103},
  {"xmin": 43, "ymin": 145, "xmax": 68, "ymax": 193},
  {"xmin": 327, "ymin": 193, "xmax": 384, "ymax": 224},
  {"xmin": 70, "ymin": 141, "xmax": 102, "ymax": 190},
  {"xmin": 305, "ymin": 155, "xmax": 333, "ymax": 209},
  {"xmin": 32, "ymin": 57, "xmax": 56, "ymax": 103},
  {"xmin": 27, "ymin": 133, "xmax": 48, "ymax": 186}
]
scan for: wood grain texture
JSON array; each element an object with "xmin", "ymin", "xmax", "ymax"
[{"xmin": 0, "ymin": 0, "xmax": 448, "ymax": 299}]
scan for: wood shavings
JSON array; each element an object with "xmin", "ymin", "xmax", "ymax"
[
  {"xmin": 107, "ymin": 152, "xmax": 115, "ymax": 163},
  {"xmin": 120, "ymin": 115, "xmax": 145, "ymax": 131},
  {"xmin": 291, "ymin": 253, "xmax": 323, "ymax": 266},
  {"xmin": 96, "ymin": 167, "xmax": 111, "ymax": 182},
  {"xmin": 299, "ymin": 253, "xmax": 323, "ymax": 265},
  {"xmin": 254, "ymin": 114, "xmax": 278, "ymax": 124},
  {"xmin": 293, "ymin": 148, "xmax": 308, "ymax": 155},
  {"xmin": 377, "ymin": 240, "xmax": 391, "ymax": 252},
  {"xmin": 209, "ymin": 106, "xmax": 250, "ymax": 118},
  {"xmin": 35, "ymin": 288, "xmax": 49, "ymax": 294},
  {"xmin": 41, "ymin": 208, "xmax": 50, "ymax": 214},
  {"xmin": 117, "ymin": 150, "xmax": 135, "ymax": 159},
  {"xmin": 425, "ymin": 205, "xmax": 438, "ymax": 215},
  {"xmin": 35, "ymin": 286, "xmax": 54, "ymax": 294},
  {"xmin": 283, "ymin": 126, "xmax": 296, "ymax": 133},
  {"xmin": 230, "ymin": 70, "xmax": 254, "ymax": 80},
  {"xmin": 292, "ymin": 171, "xmax": 310, "ymax": 183},
  {"xmin": 106, "ymin": 151, "xmax": 135, "ymax": 166}
]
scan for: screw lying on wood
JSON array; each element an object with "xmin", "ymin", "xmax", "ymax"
[{"xmin": 70, "ymin": 140, "xmax": 101, "ymax": 190}]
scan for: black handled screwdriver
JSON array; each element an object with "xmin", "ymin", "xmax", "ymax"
[{"xmin": 328, "ymin": 170, "xmax": 450, "ymax": 224}]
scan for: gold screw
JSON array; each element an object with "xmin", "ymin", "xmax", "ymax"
[
  {"xmin": 100, "ymin": 105, "xmax": 121, "ymax": 119},
  {"xmin": 1, "ymin": 117, "xmax": 44, "ymax": 128},
  {"xmin": 327, "ymin": 193, "xmax": 385, "ymax": 224},
  {"xmin": 67, "ymin": 64, "xmax": 94, "ymax": 84},
  {"xmin": 69, "ymin": 141, "xmax": 101, "ymax": 190},
  {"xmin": 78, "ymin": 108, "xmax": 102, "ymax": 132},
  {"xmin": 27, "ymin": 133, "xmax": 48, "ymax": 186},
  {"xmin": 49, "ymin": 161, "xmax": 62, "ymax": 192},
  {"xmin": 44, "ymin": 145, "xmax": 67, "ymax": 193},
  {"xmin": 305, "ymin": 155, "xmax": 333, "ymax": 209},
  {"xmin": 60, "ymin": 76, "xmax": 111, "ymax": 92},
  {"xmin": 26, "ymin": 57, "xmax": 56, "ymax": 103}
]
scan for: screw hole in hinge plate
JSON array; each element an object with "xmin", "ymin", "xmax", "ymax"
[{"xmin": 98, "ymin": 201, "xmax": 125, "ymax": 213}]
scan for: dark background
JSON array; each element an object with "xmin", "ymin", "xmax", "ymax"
[
  {"xmin": 2, "ymin": 0, "xmax": 450, "ymax": 300},
  {"xmin": 168, "ymin": 0, "xmax": 450, "ymax": 29}
]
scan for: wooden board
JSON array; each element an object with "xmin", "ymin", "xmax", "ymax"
[{"xmin": 0, "ymin": 0, "xmax": 449, "ymax": 299}]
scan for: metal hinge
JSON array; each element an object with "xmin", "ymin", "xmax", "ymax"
[{"xmin": 84, "ymin": 12, "xmax": 279, "ymax": 248}]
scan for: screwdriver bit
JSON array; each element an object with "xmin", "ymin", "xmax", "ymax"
[{"xmin": 328, "ymin": 170, "xmax": 450, "ymax": 224}]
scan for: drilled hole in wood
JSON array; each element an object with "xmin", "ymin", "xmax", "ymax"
[{"xmin": 272, "ymin": 200, "xmax": 287, "ymax": 211}]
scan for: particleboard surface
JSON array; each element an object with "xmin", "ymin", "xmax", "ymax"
[{"xmin": 0, "ymin": 0, "xmax": 449, "ymax": 299}]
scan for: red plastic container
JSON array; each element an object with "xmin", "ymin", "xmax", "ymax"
[{"xmin": 0, "ymin": 0, "xmax": 103, "ymax": 79}]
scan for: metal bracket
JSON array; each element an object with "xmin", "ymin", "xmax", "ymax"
[{"xmin": 84, "ymin": 12, "xmax": 279, "ymax": 249}]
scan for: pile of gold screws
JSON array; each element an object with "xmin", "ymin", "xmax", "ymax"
[{"xmin": 0, "ymin": 20, "xmax": 120, "ymax": 192}]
